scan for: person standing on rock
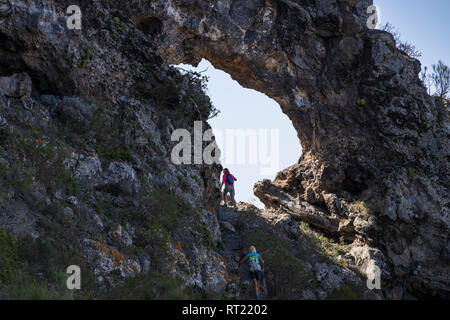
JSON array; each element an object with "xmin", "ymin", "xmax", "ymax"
[
  {"xmin": 220, "ymin": 168, "xmax": 238, "ymax": 212},
  {"xmin": 239, "ymin": 246, "xmax": 264, "ymax": 299}
]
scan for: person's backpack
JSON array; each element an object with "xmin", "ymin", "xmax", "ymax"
[
  {"xmin": 226, "ymin": 174, "xmax": 234, "ymax": 185},
  {"xmin": 248, "ymin": 253, "xmax": 261, "ymax": 272}
]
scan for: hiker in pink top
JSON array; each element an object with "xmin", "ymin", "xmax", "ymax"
[{"xmin": 220, "ymin": 168, "xmax": 238, "ymax": 212}]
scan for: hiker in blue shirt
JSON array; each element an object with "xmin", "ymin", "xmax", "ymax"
[{"xmin": 239, "ymin": 246, "xmax": 265, "ymax": 299}]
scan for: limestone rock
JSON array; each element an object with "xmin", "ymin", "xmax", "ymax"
[
  {"xmin": 101, "ymin": 162, "xmax": 141, "ymax": 195},
  {"xmin": 313, "ymin": 262, "xmax": 359, "ymax": 291},
  {"xmin": 0, "ymin": 73, "xmax": 32, "ymax": 98}
]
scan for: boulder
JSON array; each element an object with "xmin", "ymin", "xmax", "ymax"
[{"xmin": 0, "ymin": 73, "xmax": 32, "ymax": 98}]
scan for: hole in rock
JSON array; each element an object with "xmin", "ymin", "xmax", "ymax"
[
  {"xmin": 132, "ymin": 16, "xmax": 163, "ymax": 36},
  {"xmin": 174, "ymin": 59, "xmax": 302, "ymax": 208},
  {"xmin": 342, "ymin": 165, "xmax": 372, "ymax": 195}
]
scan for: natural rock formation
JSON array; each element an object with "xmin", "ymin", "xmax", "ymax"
[
  {"xmin": 0, "ymin": 0, "xmax": 226, "ymax": 298},
  {"xmin": 0, "ymin": 0, "xmax": 448, "ymax": 299},
  {"xmin": 128, "ymin": 0, "xmax": 448, "ymax": 298},
  {"xmin": 0, "ymin": 72, "xmax": 32, "ymax": 98}
]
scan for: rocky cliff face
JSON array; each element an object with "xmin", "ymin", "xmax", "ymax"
[
  {"xmin": 140, "ymin": 0, "xmax": 449, "ymax": 298},
  {"xmin": 0, "ymin": 0, "xmax": 448, "ymax": 299},
  {"xmin": 0, "ymin": 0, "xmax": 228, "ymax": 298}
]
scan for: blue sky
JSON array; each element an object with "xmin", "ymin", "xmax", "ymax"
[
  {"xmin": 177, "ymin": 1, "xmax": 449, "ymax": 208},
  {"xmin": 374, "ymin": 0, "xmax": 450, "ymax": 73},
  {"xmin": 177, "ymin": 60, "xmax": 301, "ymax": 207}
]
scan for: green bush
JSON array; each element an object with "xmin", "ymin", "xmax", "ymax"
[
  {"xmin": 0, "ymin": 229, "xmax": 19, "ymax": 286},
  {"xmin": 15, "ymin": 235, "xmax": 98, "ymax": 300},
  {"xmin": 328, "ymin": 284, "xmax": 360, "ymax": 300},
  {"xmin": 151, "ymin": 81, "xmax": 181, "ymax": 110},
  {"xmin": 0, "ymin": 130, "xmax": 76, "ymax": 196},
  {"xmin": 192, "ymin": 175, "xmax": 201, "ymax": 184},
  {"xmin": 151, "ymin": 70, "xmax": 220, "ymax": 120},
  {"xmin": 103, "ymin": 272, "xmax": 197, "ymax": 300},
  {"xmin": 0, "ymin": 231, "xmax": 71, "ymax": 300},
  {"xmin": 94, "ymin": 144, "xmax": 132, "ymax": 162},
  {"xmin": 135, "ymin": 187, "xmax": 192, "ymax": 234},
  {"xmin": 357, "ymin": 98, "xmax": 366, "ymax": 106},
  {"xmin": 6, "ymin": 275, "xmax": 62, "ymax": 300}
]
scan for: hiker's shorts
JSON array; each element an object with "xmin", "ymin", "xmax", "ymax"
[
  {"xmin": 249, "ymin": 271, "xmax": 262, "ymax": 281},
  {"xmin": 224, "ymin": 185, "xmax": 235, "ymax": 198}
]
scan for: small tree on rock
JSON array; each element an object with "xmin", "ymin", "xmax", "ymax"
[
  {"xmin": 431, "ymin": 60, "xmax": 450, "ymax": 99},
  {"xmin": 420, "ymin": 66, "xmax": 433, "ymax": 95},
  {"xmin": 380, "ymin": 22, "xmax": 422, "ymax": 59}
]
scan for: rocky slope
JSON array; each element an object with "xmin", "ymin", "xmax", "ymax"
[
  {"xmin": 218, "ymin": 203, "xmax": 379, "ymax": 300},
  {"xmin": 0, "ymin": 0, "xmax": 448, "ymax": 299}
]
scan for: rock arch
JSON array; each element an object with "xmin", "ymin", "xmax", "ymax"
[
  {"xmin": 0, "ymin": 0, "xmax": 447, "ymax": 298},
  {"xmin": 139, "ymin": 0, "xmax": 449, "ymax": 297}
]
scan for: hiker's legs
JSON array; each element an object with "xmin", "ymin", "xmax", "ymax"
[
  {"xmin": 222, "ymin": 190, "xmax": 227, "ymax": 206},
  {"xmin": 252, "ymin": 279, "xmax": 259, "ymax": 295},
  {"xmin": 256, "ymin": 271, "xmax": 263, "ymax": 297},
  {"xmin": 224, "ymin": 187, "xmax": 234, "ymax": 207},
  {"xmin": 231, "ymin": 196, "xmax": 237, "ymax": 210},
  {"xmin": 230, "ymin": 187, "xmax": 237, "ymax": 210}
]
